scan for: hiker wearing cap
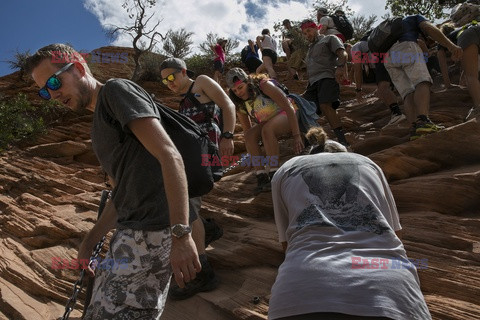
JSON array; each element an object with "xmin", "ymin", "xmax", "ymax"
[
  {"xmin": 26, "ymin": 44, "xmax": 199, "ymax": 319},
  {"xmin": 211, "ymin": 38, "xmax": 227, "ymax": 84},
  {"xmin": 317, "ymin": 7, "xmax": 346, "ymax": 43},
  {"xmin": 268, "ymin": 126, "xmax": 432, "ymax": 320},
  {"xmin": 300, "ymin": 19, "xmax": 350, "ymax": 147},
  {"xmin": 159, "ymin": 57, "xmax": 236, "ymax": 300},
  {"xmin": 226, "ymin": 68, "xmax": 304, "ymax": 195},
  {"xmin": 256, "ymin": 28, "xmax": 278, "ymax": 79}
]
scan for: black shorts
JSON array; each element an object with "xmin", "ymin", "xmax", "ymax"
[
  {"xmin": 262, "ymin": 49, "xmax": 278, "ymax": 64},
  {"xmin": 303, "ymin": 78, "xmax": 340, "ymax": 115},
  {"xmin": 245, "ymin": 57, "xmax": 263, "ymax": 73},
  {"xmin": 374, "ymin": 62, "xmax": 392, "ymax": 84},
  {"xmin": 214, "ymin": 60, "xmax": 224, "ymax": 73}
]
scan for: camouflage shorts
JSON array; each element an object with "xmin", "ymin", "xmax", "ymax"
[{"xmin": 83, "ymin": 228, "xmax": 172, "ymax": 320}]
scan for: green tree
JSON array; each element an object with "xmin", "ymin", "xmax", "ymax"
[
  {"xmin": 106, "ymin": 0, "xmax": 167, "ymax": 81},
  {"xmin": 162, "ymin": 28, "xmax": 194, "ymax": 59},
  {"xmin": 351, "ymin": 14, "xmax": 377, "ymax": 42},
  {"xmin": 385, "ymin": 0, "xmax": 453, "ymax": 21}
]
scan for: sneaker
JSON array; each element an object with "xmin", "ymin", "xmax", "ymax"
[
  {"xmin": 168, "ymin": 258, "xmax": 219, "ymax": 300},
  {"xmin": 383, "ymin": 113, "xmax": 407, "ymax": 129},
  {"xmin": 411, "ymin": 119, "xmax": 444, "ymax": 140},
  {"xmin": 254, "ymin": 173, "xmax": 271, "ymax": 195},
  {"xmin": 409, "ymin": 123, "xmax": 420, "ymax": 141},
  {"xmin": 464, "ymin": 107, "xmax": 480, "ymax": 122},
  {"xmin": 203, "ymin": 217, "xmax": 223, "ymax": 247}
]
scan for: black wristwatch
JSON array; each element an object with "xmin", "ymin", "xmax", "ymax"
[
  {"xmin": 171, "ymin": 224, "xmax": 192, "ymax": 238},
  {"xmin": 221, "ymin": 131, "xmax": 234, "ymax": 139}
]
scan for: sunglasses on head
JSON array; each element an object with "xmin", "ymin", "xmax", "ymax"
[
  {"xmin": 38, "ymin": 63, "xmax": 74, "ymax": 100},
  {"xmin": 161, "ymin": 70, "xmax": 181, "ymax": 85}
]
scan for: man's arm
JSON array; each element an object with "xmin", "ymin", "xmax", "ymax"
[
  {"xmin": 196, "ymin": 75, "xmax": 236, "ymax": 157},
  {"xmin": 77, "ymin": 197, "xmax": 117, "ymax": 276},
  {"xmin": 420, "ymin": 21, "xmax": 462, "ymax": 61},
  {"xmin": 335, "ymin": 48, "xmax": 348, "ymax": 83},
  {"xmin": 128, "ymin": 117, "xmax": 200, "ymax": 288}
]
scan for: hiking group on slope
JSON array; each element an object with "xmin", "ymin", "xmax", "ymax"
[{"xmin": 23, "ymin": 2, "xmax": 480, "ymax": 319}]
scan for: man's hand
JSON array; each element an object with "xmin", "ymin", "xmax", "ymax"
[
  {"xmin": 170, "ymin": 235, "xmax": 201, "ymax": 288},
  {"xmin": 335, "ymin": 66, "xmax": 346, "ymax": 84},
  {"xmin": 219, "ymin": 138, "xmax": 234, "ymax": 158},
  {"xmin": 77, "ymin": 238, "xmax": 96, "ymax": 277},
  {"xmin": 449, "ymin": 45, "xmax": 463, "ymax": 62}
]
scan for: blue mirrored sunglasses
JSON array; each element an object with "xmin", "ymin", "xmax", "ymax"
[{"xmin": 38, "ymin": 63, "xmax": 74, "ymax": 100}]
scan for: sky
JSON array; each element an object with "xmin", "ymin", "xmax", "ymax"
[{"xmin": 0, "ymin": 0, "xmax": 390, "ymax": 77}]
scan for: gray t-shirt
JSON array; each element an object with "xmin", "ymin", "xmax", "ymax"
[
  {"xmin": 269, "ymin": 152, "xmax": 431, "ymax": 320},
  {"xmin": 92, "ymin": 79, "xmax": 170, "ymax": 230},
  {"xmin": 306, "ymin": 34, "xmax": 345, "ymax": 84}
]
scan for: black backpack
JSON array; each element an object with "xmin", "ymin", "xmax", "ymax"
[
  {"xmin": 330, "ymin": 14, "xmax": 354, "ymax": 40},
  {"xmin": 102, "ymin": 99, "xmax": 223, "ymax": 198},
  {"xmin": 367, "ymin": 17, "xmax": 404, "ymax": 53}
]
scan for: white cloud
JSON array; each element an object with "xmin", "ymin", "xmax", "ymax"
[{"xmin": 84, "ymin": 0, "xmax": 390, "ymax": 55}]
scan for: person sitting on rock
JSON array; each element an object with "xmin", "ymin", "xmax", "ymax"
[
  {"xmin": 226, "ymin": 68, "xmax": 304, "ymax": 195},
  {"xmin": 256, "ymin": 28, "xmax": 278, "ymax": 79},
  {"xmin": 268, "ymin": 126, "xmax": 432, "ymax": 320},
  {"xmin": 159, "ymin": 57, "xmax": 236, "ymax": 300}
]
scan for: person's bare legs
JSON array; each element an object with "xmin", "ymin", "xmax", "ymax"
[
  {"xmin": 377, "ymin": 81, "xmax": 397, "ymax": 106},
  {"xmin": 462, "ymin": 44, "xmax": 480, "ymax": 112},
  {"xmin": 244, "ymin": 124, "xmax": 265, "ymax": 171},
  {"xmin": 257, "ymin": 56, "xmax": 277, "ymax": 79},
  {"xmin": 319, "ymin": 103, "xmax": 341, "ymax": 129},
  {"xmin": 260, "ymin": 113, "xmax": 292, "ymax": 170},
  {"xmin": 413, "ymin": 81, "xmax": 432, "ymax": 118}
]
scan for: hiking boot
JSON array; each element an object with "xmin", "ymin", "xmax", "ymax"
[
  {"xmin": 465, "ymin": 107, "xmax": 480, "ymax": 122},
  {"xmin": 168, "ymin": 256, "xmax": 219, "ymax": 300},
  {"xmin": 253, "ymin": 172, "xmax": 271, "ymax": 195},
  {"xmin": 203, "ymin": 217, "xmax": 223, "ymax": 247},
  {"xmin": 383, "ymin": 113, "xmax": 407, "ymax": 129}
]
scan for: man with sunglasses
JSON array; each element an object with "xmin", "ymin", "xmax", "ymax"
[{"xmin": 26, "ymin": 43, "xmax": 200, "ymax": 319}]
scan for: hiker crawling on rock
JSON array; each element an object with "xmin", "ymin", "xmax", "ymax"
[
  {"xmin": 26, "ymin": 43, "xmax": 199, "ymax": 319},
  {"xmin": 226, "ymin": 68, "xmax": 305, "ymax": 195},
  {"xmin": 159, "ymin": 57, "xmax": 236, "ymax": 300},
  {"xmin": 256, "ymin": 28, "xmax": 278, "ymax": 79},
  {"xmin": 381, "ymin": 15, "xmax": 462, "ymax": 140},
  {"xmin": 268, "ymin": 126, "xmax": 432, "ymax": 320},
  {"xmin": 351, "ymin": 31, "xmax": 407, "ymax": 128}
]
